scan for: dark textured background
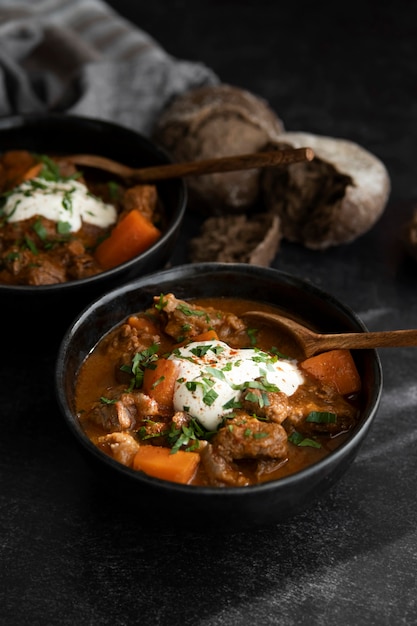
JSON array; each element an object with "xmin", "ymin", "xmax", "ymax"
[{"xmin": 2, "ymin": 1, "xmax": 417, "ymax": 624}]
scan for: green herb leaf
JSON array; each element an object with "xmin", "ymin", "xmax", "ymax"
[
  {"xmin": 126, "ymin": 343, "xmax": 160, "ymax": 390},
  {"xmin": 222, "ymin": 397, "xmax": 241, "ymax": 410},
  {"xmin": 203, "ymin": 388, "xmax": 218, "ymax": 406},
  {"xmin": 306, "ymin": 411, "xmax": 337, "ymax": 424},
  {"xmin": 154, "ymin": 294, "xmax": 168, "ymax": 311},
  {"xmin": 24, "ymin": 235, "xmax": 38, "ymax": 255},
  {"xmin": 151, "ymin": 376, "xmax": 165, "ymax": 389},
  {"xmin": 32, "ymin": 218, "xmax": 47, "ymax": 241},
  {"xmin": 205, "ymin": 366, "xmax": 226, "ymax": 381},
  {"xmin": 253, "ymin": 431, "xmax": 269, "ymax": 439},
  {"xmin": 57, "ymin": 221, "xmax": 71, "ymax": 234},
  {"xmin": 177, "ymin": 303, "xmax": 209, "ymax": 319},
  {"xmin": 100, "ymin": 396, "xmax": 116, "ymax": 405},
  {"xmin": 190, "ymin": 344, "xmax": 213, "ymax": 357},
  {"xmin": 288, "ymin": 431, "xmax": 321, "ymax": 448},
  {"xmin": 246, "ymin": 327, "xmax": 258, "ymax": 346}
]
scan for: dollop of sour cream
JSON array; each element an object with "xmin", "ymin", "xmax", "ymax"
[
  {"xmin": 168, "ymin": 339, "xmax": 305, "ymax": 431},
  {"xmin": 3, "ymin": 178, "xmax": 117, "ymax": 232}
]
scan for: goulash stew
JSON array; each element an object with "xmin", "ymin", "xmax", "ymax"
[
  {"xmin": 75, "ymin": 294, "xmax": 363, "ymax": 487},
  {"xmin": 0, "ymin": 150, "xmax": 164, "ymax": 285}
]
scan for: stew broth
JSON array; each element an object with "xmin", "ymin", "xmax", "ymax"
[{"xmin": 75, "ymin": 295, "xmax": 362, "ymax": 487}]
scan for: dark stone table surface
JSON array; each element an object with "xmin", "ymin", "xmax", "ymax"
[{"xmin": 2, "ymin": 1, "xmax": 417, "ymax": 624}]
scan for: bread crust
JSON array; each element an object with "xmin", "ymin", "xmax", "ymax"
[
  {"xmin": 153, "ymin": 84, "xmax": 285, "ymax": 213},
  {"xmin": 189, "ymin": 213, "xmax": 281, "ymax": 266},
  {"xmin": 262, "ymin": 132, "xmax": 391, "ymax": 249}
]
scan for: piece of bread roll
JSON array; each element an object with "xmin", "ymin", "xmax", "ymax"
[
  {"xmin": 153, "ymin": 84, "xmax": 285, "ymax": 214},
  {"xmin": 188, "ymin": 213, "xmax": 281, "ymax": 266},
  {"xmin": 262, "ymin": 132, "xmax": 391, "ymax": 249}
]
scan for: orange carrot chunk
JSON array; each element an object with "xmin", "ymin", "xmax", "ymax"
[
  {"xmin": 21, "ymin": 163, "xmax": 43, "ymax": 182},
  {"xmin": 300, "ymin": 349, "xmax": 361, "ymax": 396},
  {"xmin": 95, "ymin": 209, "xmax": 161, "ymax": 270},
  {"xmin": 174, "ymin": 329, "xmax": 219, "ymax": 348},
  {"xmin": 188, "ymin": 329, "xmax": 219, "ymax": 342},
  {"xmin": 132, "ymin": 445, "xmax": 200, "ymax": 484},
  {"xmin": 142, "ymin": 357, "xmax": 178, "ymax": 409}
]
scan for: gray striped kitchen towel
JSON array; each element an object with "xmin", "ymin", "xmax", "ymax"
[{"xmin": 0, "ymin": 0, "xmax": 218, "ymax": 135}]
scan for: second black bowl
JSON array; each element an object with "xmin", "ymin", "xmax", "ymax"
[
  {"xmin": 55, "ymin": 263, "xmax": 383, "ymax": 531},
  {"xmin": 0, "ymin": 113, "xmax": 187, "ymax": 337}
]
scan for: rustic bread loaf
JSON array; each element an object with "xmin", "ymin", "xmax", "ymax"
[
  {"xmin": 262, "ymin": 132, "xmax": 391, "ymax": 249},
  {"xmin": 188, "ymin": 213, "xmax": 281, "ymax": 266},
  {"xmin": 153, "ymin": 84, "xmax": 285, "ymax": 214}
]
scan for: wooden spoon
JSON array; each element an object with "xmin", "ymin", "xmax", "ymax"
[
  {"xmin": 244, "ymin": 310, "xmax": 417, "ymax": 358},
  {"xmin": 66, "ymin": 147, "xmax": 314, "ymax": 183}
]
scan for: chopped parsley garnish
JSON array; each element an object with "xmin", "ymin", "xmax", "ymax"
[
  {"xmin": 120, "ymin": 344, "xmax": 159, "ymax": 391},
  {"xmin": 62, "ymin": 190, "xmax": 74, "ymax": 213},
  {"xmin": 151, "ymin": 376, "xmax": 165, "ymax": 389},
  {"xmin": 176, "ymin": 303, "xmax": 211, "ymax": 323},
  {"xmin": 32, "ymin": 218, "xmax": 47, "ymax": 241},
  {"xmin": 232, "ymin": 377, "xmax": 280, "ymax": 394},
  {"xmin": 107, "ymin": 180, "xmax": 120, "ymax": 200},
  {"xmin": 190, "ymin": 344, "xmax": 213, "ymax": 357},
  {"xmin": 306, "ymin": 411, "xmax": 337, "ymax": 424},
  {"xmin": 24, "ymin": 235, "xmax": 38, "ymax": 255},
  {"xmin": 100, "ymin": 396, "xmax": 116, "ymax": 405},
  {"xmin": 57, "ymin": 220, "xmax": 71, "ymax": 234},
  {"xmin": 271, "ymin": 346, "xmax": 291, "ymax": 359},
  {"xmin": 222, "ymin": 397, "xmax": 242, "ymax": 410},
  {"xmin": 244, "ymin": 390, "xmax": 270, "ymax": 408},
  {"xmin": 253, "ymin": 431, "xmax": 269, "ymax": 440},
  {"xmin": 205, "ymin": 366, "xmax": 226, "ymax": 381},
  {"xmin": 288, "ymin": 431, "xmax": 321, "ymax": 448},
  {"xmin": 154, "ymin": 293, "xmax": 168, "ymax": 311},
  {"xmin": 246, "ymin": 327, "xmax": 258, "ymax": 346},
  {"xmin": 139, "ymin": 417, "xmax": 217, "ymax": 454},
  {"xmin": 202, "ymin": 388, "xmax": 218, "ymax": 406},
  {"xmin": 34, "ymin": 153, "xmax": 81, "ymax": 183}
]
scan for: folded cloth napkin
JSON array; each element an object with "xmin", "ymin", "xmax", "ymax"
[{"xmin": 0, "ymin": 0, "xmax": 219, "ymax": 135}]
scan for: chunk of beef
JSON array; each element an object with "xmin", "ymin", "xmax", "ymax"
[
  {"xmin": 284, "ymin": 381, "xmax": 358, "ymax": 436},
  {"xmin": 122, "ymin": 184, "xmax": 158, "ymax": 221},
  {"xmin": 137, "ymin": 412, "xmax": 207, "ymax": 449},
  {"xmin": 172, "ymin": 410, "xmax": 192, "ymax": 429},
  {"xmin": 98, "ymin": 431, "xmax": 140, "ymax": 466},
  {"xmin": 243, "ymin": 379, "xmax": 358, "ymax": 436},
  {"xmin": 201, "ymin": 415, "xmax": 288, "ymax": 487},
  {"xmin": 0, "ymin": 215, "xmax": 105, "ymax": 284},
  {"xmin": 66, "ymin": 251, "xmax": 100, "ymax": 280},
  {"xmin": 0, "ymin": 217, "xmax": 59, "ymax": 247},
  {"xmin": 28, "ymin": 259, "xmax": 66, "ymax": 285},
  {"xmin": 0, "ymin": 218, "xmax": 70, "ymax": 285},
  {"xmin": 241, "ymin": 387, "xmax": 292, "ymax": 424},
  {"xmin": 154, "ymin": 293, "xmax": 246, "ymax": 342},
  {"xmin": 81, "ymin": 389, "xmax": 159, "ymax": 432},
  {"xmin": 101, "ymin": 320, "xmax": 160, "ymax": 368}
]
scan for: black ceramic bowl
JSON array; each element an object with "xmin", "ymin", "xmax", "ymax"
[
  {"xmin": 55, "ymin": 263, "xmax": 382, "ymax": 530},
  {"xmin": 0, "ymin": 113, "xmax": 187, "ymax": 335}
]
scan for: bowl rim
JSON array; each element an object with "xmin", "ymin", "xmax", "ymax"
[
  {"xmin": 55, "ymin": 262, "xmax": 383, "ymax": 496},
  {"xmin": 0, "ymin": 112, "xmax": 187, "ymax": 293}
]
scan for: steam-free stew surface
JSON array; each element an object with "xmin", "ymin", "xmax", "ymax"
[{"xmin": 75, "ymin": 295, "xmax": 362, "ymax": 487}]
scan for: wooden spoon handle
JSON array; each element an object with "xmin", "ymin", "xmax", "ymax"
[
  {"xmin": 132, "ymin": 147, "xmax": 315, "ymax": 182},
  {"xmin": 68, "ymin": 147, "xmax": 314, "ymax": 183},
  {"xmin": 316, "ymin": 329, "xmax": 417, "ymax": 352}
]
